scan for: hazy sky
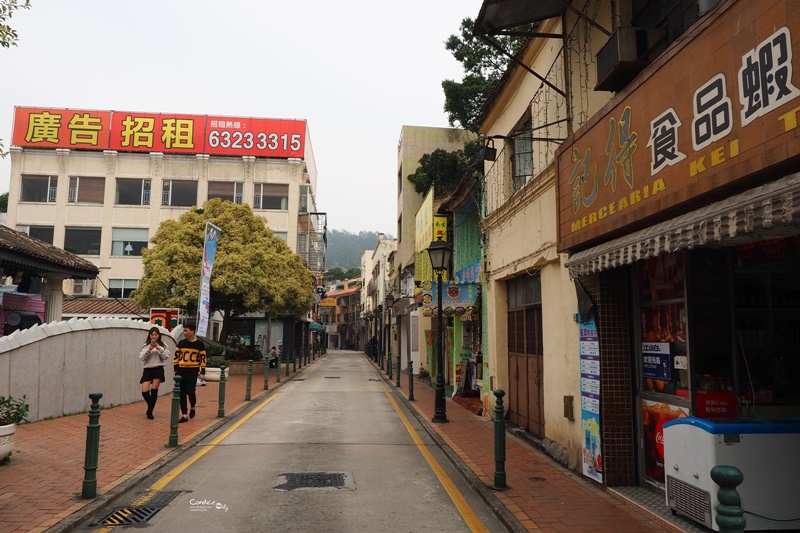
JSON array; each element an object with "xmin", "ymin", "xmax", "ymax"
[{"xmin": 0, "ymin": 0, "xmax": 484, "ymax": 234}]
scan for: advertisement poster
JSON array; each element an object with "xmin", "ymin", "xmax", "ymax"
[
  {"xmin": 642, "ymin": 400, "xmax": 689, "ymax": 487},
  {"xmin": 642, "ymin": 342, "xmax": 671, "ymax": 380},
  {"xmin": 197, "ymin": 222, "xmax": 221, "ymax": 337},
  {"xmin": 580, "ymin": 316, "xmax": 602, "ymax": 483},
  {"xmin": 420, "ymin": 282, "xmax": 477, "ymax": 317}
]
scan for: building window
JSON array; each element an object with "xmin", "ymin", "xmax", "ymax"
[
  {"xmin": 115, "ymin": 178, "xmax": 151, "ymax": 205},
  {"xmin": 111, "ymin": 228, "xmax": 149, "ymax": 256},
  {"xmin": 68, "ymin": 176, "xmax": 105, "ymax": 203},
  {"xmin": 273, "ymin": 232, "xmax": 287, "ymax": 242},
  {"xmin": 29, "ymin": 226, "xmax": 55, "ymax": 244},
  {"xmin": 20, "ymin": 175, "xmax": 57, "ymax": 202},
  {"xmin": 64, "ymin": 227, "xmax": 102, "ymax": 255},
  {"xmin": 161, "ymin": 180, "xmax": 198, "ymax": 207},
  {"xmin": 254, "ymin": 183, "xmax": 288, "ymax": 210},
  {"xmin": 511, "ymin": 114, "xmax": 534, "ymax": 192},
  {"xmin": 108, "ymin": 278, "xmax": 139, "ymax": 298},
  {"xmin": 208, "ymin": 181, "xmax": 243, "ymax": 204}
]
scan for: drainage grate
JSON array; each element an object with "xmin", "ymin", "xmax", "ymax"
[
  {"xmin": 91, "ymin": 490, "xmax": 181, "ymax": 527},
  {"xmin": 368, "ymin": 378, "xmax": 382, "ymax": 381},
  {"xmin": 275, "ymin": 472, "xmax": 354, "ymax": 491},
  {"xmin": 324, "ymin": 376, "xmax": 341, "ymax": 379},
  {"xmin": 93, "ymin": 507, "xmax": 160, "ymax": 526},
  {"xmin": 529, "ymin": 476, "xmax": 547, "ymax": 482}
]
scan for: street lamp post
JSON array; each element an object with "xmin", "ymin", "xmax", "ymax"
[
  {"xmin": 385, "ymin": 293, "xmax": 394, "ymax": 380},
  {"xmin": 427, "ymin": 236, "xmax": 452, "ymax": 424},
  {"xmin": 366, "ymin": 311, "xmax": 374, "ymax": 359}
]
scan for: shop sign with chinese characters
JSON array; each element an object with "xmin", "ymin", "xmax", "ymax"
[
  {"xmin": 12, "ymin": 107, "xmax": 306, "ymax": 158},
  {"xmin": 556, "ymin": 0, "xmax": 800, "ymax": 251}
]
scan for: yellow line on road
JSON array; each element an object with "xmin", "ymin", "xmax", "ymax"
[
  {"xmin": 90, "ymin": 392, "xmax": 281, "ymax": 532},
  {"xmin": 150, "ymin": 392, "xmax": 280, "ymax": 491},
  {"xmin": 382, "ymin": 385, "xmax": 489, "ymax": 533}
]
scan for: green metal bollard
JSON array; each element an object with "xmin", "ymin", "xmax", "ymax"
[
  {"xmin": 263, "ymin": 353, "xmax": 270, "ymax": 391},
  {"xmin": 286, "ymin": 350, "xmax": 290, "ymax": 377},
  {"xmin": 217, "ymin": 364, "xmax": 227, "ymax": 418},
  {"xmin": 408, "ymin": 360, "xmax": 414, "ymax": 401},
  {"xmin": 490, "ymin": 389, "xmax": 508, "ymax": 490},
  {"xmin": 167, "ymin": 375, "xmax": 182, "ymax": 448},
  {"xmin": 292, "ymin": 349, "xmax": 297, "ymax": 373},
  {"xmin": 245, "ymin": 359, "xmax": 253, "ymax": 401},
  {"xmin": 388, "ymin": 350, "xmax": 393, "ymax": 380},
  {"xmin": 396, "ymin": 353, "xmax": 401, "ymax": 387},
  {"xmin": 711, "ymin": 465, "xmax": 746, "ymax": 532},
  {"xmin": 276, "ymin": 351, "xmax": 281, "ymax": 383},
  {"xmin": 81, "ymin": 392, "xmax": 103, "ymax": 499}
]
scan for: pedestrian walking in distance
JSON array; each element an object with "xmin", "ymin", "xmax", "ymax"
[
  {"xmin": 139, "ymin": 326, "xmax": 171, "ymax": 420},
  {"xmin": 174, "ymin": 322, "xmax": 206, "ymax": 423}
]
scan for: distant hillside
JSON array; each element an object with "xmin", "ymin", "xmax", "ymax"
[{"xmin": 325, "ymin": 230, "xmax": 392, "ymax": 270}]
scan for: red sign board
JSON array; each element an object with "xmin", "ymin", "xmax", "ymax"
[
  {"xmin": 12, "ymin": 107, "xmax": 112, "ymax": 150},
  {"xmin": 556, "ymin": 0, "xmax": 800, "ymax": 251},
  {"xmin": 205, "ymin": 116, "xmax": 305, "ymax": 158},
  {"xmin": 695, "ymin": 390, "xmax": 737, "ymax": 420},
  {"xmin": 12, "ymin": 107, "xmax": 306, "ymax": 159},
  {"xmin": 108, "ymin": 111, "xmax": 205, "ymax": 153}
]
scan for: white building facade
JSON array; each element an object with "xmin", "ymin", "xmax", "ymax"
[{"xmin": 6, "ymin": 106, "xmax": 321, "ymax": 300}]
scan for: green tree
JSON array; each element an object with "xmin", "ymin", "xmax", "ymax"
[
  {"xmin": 324, "ymin": 267, "xmax": 346, "ymax": 282},
  {"xmin": 407, "ymin": 139, "xmax": 482, "ymax": 198},
  {"xmin": 0, "ymin": 0, "xmax": 29, "ymax": 49},
  {"xmin": 0, "ymin": 192, "xmax": 8, "ymax": 213},
  {"xmin": 0, "ymin": 0, "xmax": 31, "ymax": 158},
  {"xmin": 344, "ymin": 267, "xmax": 361, "ymax": 279},
  {"xmin": 134, "ymin": 199, "xmax": 315, "ymax": 338},
  {"xmin": 442, "ymin": 18, "xmax": 528, "ymax": 130}
]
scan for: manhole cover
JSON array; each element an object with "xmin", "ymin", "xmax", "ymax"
[{"xmin": 275, "ymin": 472, "xmax": 355, "ymax": 491}]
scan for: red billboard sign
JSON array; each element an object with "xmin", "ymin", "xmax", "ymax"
[
  {"xmin": 12, "ymin": 107, "xmax": 112, "ymax": 150},
  {"xmin": 12, "ymin": 106, "xmax": 306, "ymax": 159},
  {"xmin": 108, "ymin": 111, "xmax": 205, "ymax": 153},
  {"xmin": 205, "ymin": 116, "xmax": 305, "ymax": 158}
]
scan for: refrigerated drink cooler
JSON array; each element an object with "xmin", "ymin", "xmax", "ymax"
[{"xmin": 663, "ymin": 417, "xmax": 800, "ymax": 530}]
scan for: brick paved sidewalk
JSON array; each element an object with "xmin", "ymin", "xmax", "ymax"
[
  {"xmin": 372, "ymin": 355, "xmax": 670, "ymax": 533},
  {"xmin": 0, "ymin": 358, "xmax": 316, "ymax": 533}
]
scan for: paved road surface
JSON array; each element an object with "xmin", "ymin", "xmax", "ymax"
[{"xmin": 77, "ymin": 351, "xmax": 507, "ymax": 533}]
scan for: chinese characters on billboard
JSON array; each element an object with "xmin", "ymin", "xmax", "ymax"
[{"xmin": 12, "ymin": 107, "xmax": 306, "ymax": 159}]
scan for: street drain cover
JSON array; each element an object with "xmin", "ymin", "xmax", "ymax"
[
  {"xmin": 93, "ymin": 507, "xmax": 160, "ymax": 526},
  {"xmin": 275, "ymin": 472, "xmax": 355, "ymax": 491},
  {"xmin": 324, "ymin": 376, "xmax": 341, "ymax": 379},
  {"xmin": 530, "ymin": 476, "xmax": 547, "ymax": 482},
  {"xmin": 90, "ymin": 490, "xmax": 181, "ymax": 526}
]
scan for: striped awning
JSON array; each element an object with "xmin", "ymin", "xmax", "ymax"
[{"xmin": 566, "ymin": 172, "xmax": 800, "ymax": 278}]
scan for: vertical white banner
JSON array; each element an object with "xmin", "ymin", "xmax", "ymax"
[{"xmin": 197, "ymin": 222, "xmax": 221, "ymax": 337}]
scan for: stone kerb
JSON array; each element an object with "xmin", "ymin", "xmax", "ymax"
[{"xmin": 0, "ymin": 318, "xmax": 174, "ymax": 422}]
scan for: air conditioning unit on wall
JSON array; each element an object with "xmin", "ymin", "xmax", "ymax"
[
  {"xmin": 72, "ymin": 279, "xmax": 93, "ymax": 296},
  {"xmin": 595, "ymin": 27, "xmax": 666, "ymax": 92}
]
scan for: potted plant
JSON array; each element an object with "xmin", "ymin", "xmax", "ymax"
[
  {"xmin": 0, "ymin": 395, "xmax": 29, "ymax": 463},
  {"xmin": 204, "ymin": 359, "xmax": 228, "ymax": 382}
]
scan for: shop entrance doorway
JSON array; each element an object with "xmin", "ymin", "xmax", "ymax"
[{"xmin": 507, "ymin": 304, "xmax": 544, "ymax": 437}]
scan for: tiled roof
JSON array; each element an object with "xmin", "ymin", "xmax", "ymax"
[
  {"xmin": 62, "ymin": 297, "xmax": 149, "ymax": 318},
  {"xmin": 0, "ymin": 225, "xmax": 99, "ymax": 277}
]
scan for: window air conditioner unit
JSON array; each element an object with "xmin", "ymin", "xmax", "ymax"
[
  {"xmin": 595, "ymin": 27, "xmax": 665, "ymax": 92},
  {"xmin": 73, "ymin": 279, "xmax": 93, "ymax": 296}
]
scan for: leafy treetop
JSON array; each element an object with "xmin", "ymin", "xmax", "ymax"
[
  {"xmin": 442, "ymin": 17, "xmax": 529, "ymax": 131},
  {"xmin": 133, "ymin": 199, "xmax": 315, "ymax": 338}
]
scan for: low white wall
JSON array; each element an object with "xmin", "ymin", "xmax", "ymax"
[{"xmin": 0, "ymin": 318, "xmax": 180, "ymax": 422}]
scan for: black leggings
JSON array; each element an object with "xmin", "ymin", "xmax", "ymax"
[{"xmin": 178, "ymin": 370, "xmax": 199, "ymax": 414}]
